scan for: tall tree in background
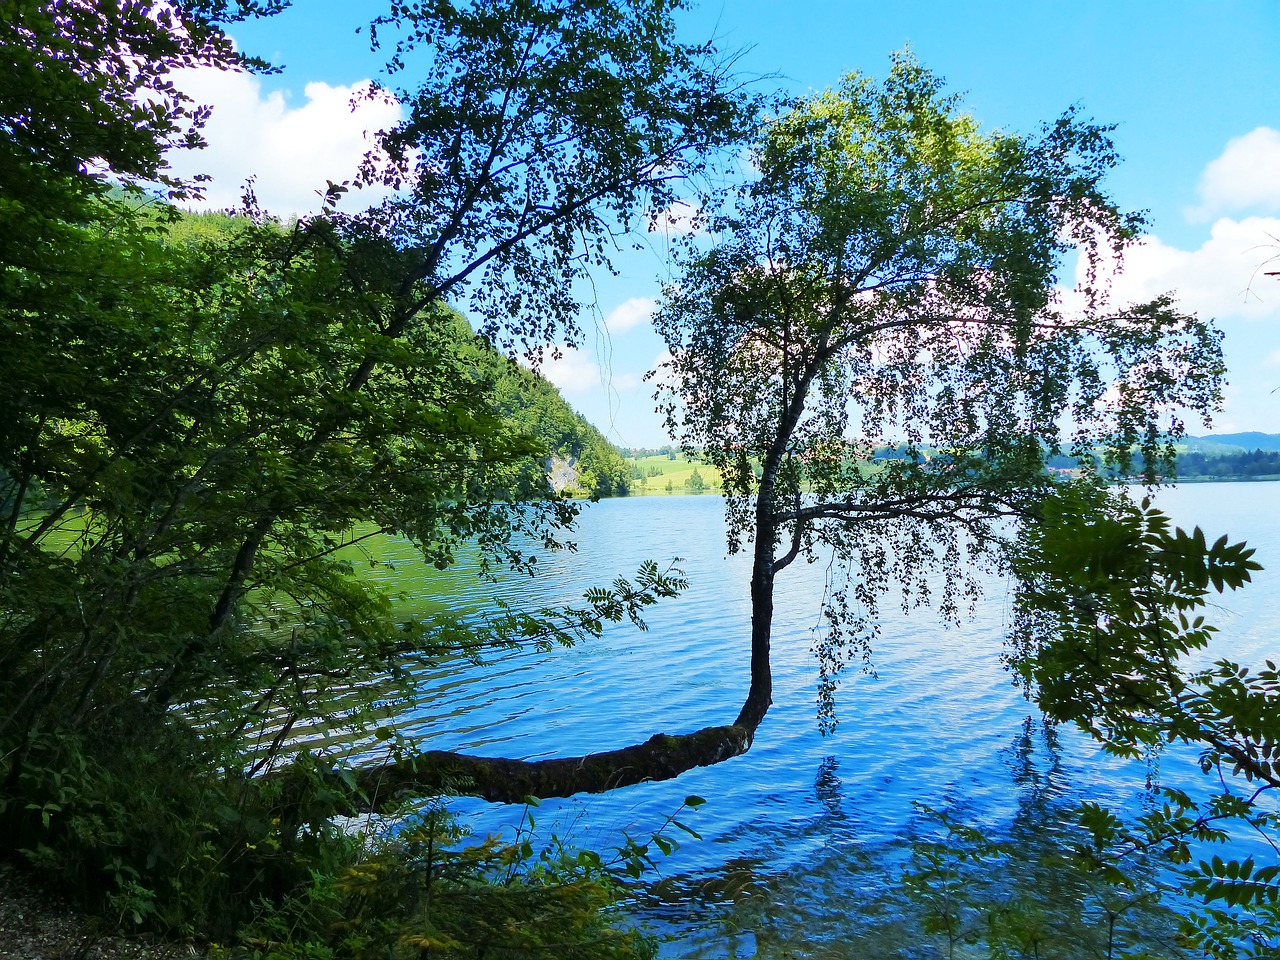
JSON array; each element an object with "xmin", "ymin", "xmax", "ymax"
[{"xmin": 654, "ymin": 55, "xmax": 1225, "ymax": 740}]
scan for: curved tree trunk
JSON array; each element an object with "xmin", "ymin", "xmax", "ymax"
[
  {"xmin": 293, "ymin": 724, "xmax": 754, "ymax": 812},
  {"xmin": 735, "ymin": 512, "xmax": 776, "ymax": 730},
  {"xmin": 273, "ymin": 361, "xmax": 801, "ymax": 815},
  {"xmin": 277, "ymin": 510, "xmax": 783, "ymax": 813}
]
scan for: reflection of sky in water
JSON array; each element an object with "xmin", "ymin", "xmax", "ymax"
[
  {"xmin": 330, "ymin": 484, "xmax": 1280, "ymax": 957},
  {"xmin": 658, "ymin": 718, "xmax": 1190, "ymax": 959}
]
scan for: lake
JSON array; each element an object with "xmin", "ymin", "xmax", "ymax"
[{"xmin": 350, "ymin": 483, "xmax": 1280, "ymax": 957}]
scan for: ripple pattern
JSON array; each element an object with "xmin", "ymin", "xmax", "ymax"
[{"xmin": 310, "ymin": 485, "xmax": 1280, "ymax": 956}]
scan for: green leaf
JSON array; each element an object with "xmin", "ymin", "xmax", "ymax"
[{"xmin": 672, "ymin": 819, "xmax": 702, "ymax": 840}]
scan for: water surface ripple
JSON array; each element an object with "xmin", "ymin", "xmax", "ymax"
[{"xmin": 351, "ymin": 485, "xmax": 1280, "ymax": 956}]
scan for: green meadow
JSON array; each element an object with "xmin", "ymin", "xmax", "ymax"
[{"xmin": 625, "ymin": 454, "xmax": 723, "ymax": 494}]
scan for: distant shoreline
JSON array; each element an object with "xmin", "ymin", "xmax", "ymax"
[{"xmin": 608, "ymin": 475, "xmax": 1280, "ymax": 500}]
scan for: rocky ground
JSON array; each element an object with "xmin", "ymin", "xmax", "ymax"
[{"xmin": 0, "ymin": 863, "xmax": 201, "ymax": 960}]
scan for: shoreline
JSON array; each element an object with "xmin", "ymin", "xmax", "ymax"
[{"xmin": 0, "ymin": 861, "xmax": 200, "ymax": 960}]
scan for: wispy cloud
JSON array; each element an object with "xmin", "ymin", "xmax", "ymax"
[
  {"xmin": 540, "ymin": 347, "xmax": 601, "ymax": 395},
  {"xmin": 603, "ymin": 297, "xmax": 657, "ymax": 334},
  {"xmin": 1073, "ymin": 216, "xmax": 1280, "ymax": 321}
]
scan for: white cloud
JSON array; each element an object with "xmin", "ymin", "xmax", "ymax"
[
  {"xmin": 165, "ymin": 67, "xmax": 403, "ymax": 215},
  {"xmin": 647, "ymin": 200, "xmax": 704, "ymax": 237},
  {"xmin": 541, "ymin": 349, "xmax": 644, "ymax": 395},
  {"xmin": 603, "ymin": 297, "xmax": 656, "ymax": 334},
  {"xmin": 541, "ymin": 347, "xmax": 601, "ymax": 395},
  {"xmin": 645, "ymin": 349, "xmax": 679, "ymax": 393},
  {"xmin": 1064, "ymin": 214, "xmax": 1280, "ymax": 435},
  {"xmin": 609, "ymin": 371, "xmax": 643, "ymax": 391},
  {"xmin": 1187, "ymin": 127, "xmax": 1280, "ymax": 222},
  {"xmin": 1082, "ymin": 216, "xmax": 1280, "ymax": 322}
]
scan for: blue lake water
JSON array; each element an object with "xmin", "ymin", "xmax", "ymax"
[{"xmin": 354, "ymin": 483, "xmax": 1280, "ymax": 957}]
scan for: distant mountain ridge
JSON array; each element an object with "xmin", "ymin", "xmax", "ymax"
[{"xmin": 1186, "ymin": 432, "xmax": 1280, "ymax": 454}]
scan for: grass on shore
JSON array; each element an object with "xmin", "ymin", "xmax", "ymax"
[{"xmin": 625, "ymin": 455, "xmax": 723, "ymax": 495}]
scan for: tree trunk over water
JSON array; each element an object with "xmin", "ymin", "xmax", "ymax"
[
  {"xmin": 305, "ymin": 724, "xmax": 753, "ymax": 812},
  {"xmin": 284, "ymin": 482, "xmax": 783, "ymax": 814},
  {"xmin": 735, "ymin": 522, "xmax": 776, "ymax": 730}
]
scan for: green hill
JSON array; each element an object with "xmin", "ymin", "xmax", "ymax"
[
  {"xmin": 483, "ymin": 353, "xmax": 630, "ymax": 497},
  {"xmin": 623, "ymin": 452, "xmax": 722, "ymax": 494},
  {"xmin": 1188, "ymin": 432, "xmax": 1280, "ymax": 453},
  {"xmin": 168, "ymin": 210, "xmax": 630, "ymax": 500}
]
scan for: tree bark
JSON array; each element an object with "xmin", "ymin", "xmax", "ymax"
[
  {"xmin": 292, "ymin": 724, "xmax": 753, "ymax": 812},
  {"xmin": 735, "ymin": 518, "xmax": 775, "ymax": 731}
]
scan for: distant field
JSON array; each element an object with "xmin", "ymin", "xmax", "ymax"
[{"xmin": 626, "ymin": 454, "xmax": 723, "ymax": 495}]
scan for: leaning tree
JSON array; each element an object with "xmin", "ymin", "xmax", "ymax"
[
  {"xmin": 0, "ymin": 0, "xmax": 757, "ymax": 822},
  {"xmin": 651, "ymin": 54, "xmax": 1225, "ymax": 747},
  {"xmin": 347, "ymin": 55, "xmax": 1228, "ymax": 804}
]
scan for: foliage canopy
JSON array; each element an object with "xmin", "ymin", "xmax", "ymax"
[
  {"xmin": 4, "ymin": 4, "xmax": 1275, "ymax": 956},
  {"xmin": 0, "ymin": 0, "xmax": 746, "ymax": 949},
  {"xmin": 654, "ymin": 54, "xmax": 1225, "ymax": 729}
]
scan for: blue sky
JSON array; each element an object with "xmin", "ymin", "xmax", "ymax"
[{"xmin": 172, "ymin": 1, "xmax": 1280, "ymax": 447}]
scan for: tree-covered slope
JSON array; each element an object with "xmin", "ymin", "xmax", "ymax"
[
  {"xmin": 172, "ymin": 210, "xmax": 630, "ymax": 500},
  {"xmin": 482, "ymin": 353, "xmax": 630, "ymax": 498},
  {"xmin": 1187, "ymin": 431, "xmax": 1280, "ymax": 453}
]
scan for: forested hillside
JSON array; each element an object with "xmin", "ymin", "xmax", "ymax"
[
  {"xmin": 484, "ymin": 355, "xmax": 630, "ymax": 498},
  {"xmin": 1175, "ymin": 448, "xmax": 1280, "ymax": 480},
  {"xmin": 1062, "ymin": 436, "xmax": 1280, "ymax": 480},
  {"xmin": 174, "ymin": 210, "xmax": 630, "ymax": 500}
]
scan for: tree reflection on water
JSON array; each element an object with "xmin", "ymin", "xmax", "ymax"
[{"xmin": 647, "ymin": 717, "xmax": 1187, "ymax": 959}]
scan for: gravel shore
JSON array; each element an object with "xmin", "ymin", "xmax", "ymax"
[{"xmin": 0, "ymin": 863, "xmax": 203, "ymax": 960}]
